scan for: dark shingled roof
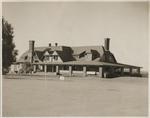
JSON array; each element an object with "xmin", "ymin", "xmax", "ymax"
[
  {"xmin": 32, "ymin": 60, "xmax": 122, "ymax": 67},
  {"xmin": 17, "ymin": 45, "xmax": 119, "ymax": 66},
  {"xmin": 17, "ymin": 50, "xmax": 30, "ymax": 63},
  {"xmin": 32, "ymin": 61, "xmax": 141, "ymax": 68},
  {"xmin": 17, "ymin": 45, "xmax": 106, "ymax": 63},
  {"xmin": 35, "ymin": 46, "xmax": 63, "ymax": 52},
  {"xmin": 16, "ymin": 44, "xmax": 141, "ymax": 69},
  {"xmin": 71, "ymin": 46, "xmax": 105, "ymax": 56}
]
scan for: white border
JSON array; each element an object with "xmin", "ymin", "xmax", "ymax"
[
  {"xmin": 1, "ymin": 0, "xmax": 149, "ymax": 2},
  {"xmin": 1, "ymin": 0, "xmax": 149, "ymax": 118},
  {"xmin": 0, "ymin": 0, "xmax": 2, "ymax": 117}
]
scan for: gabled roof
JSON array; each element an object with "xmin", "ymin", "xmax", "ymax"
[
  {"xmin": 52, "ymin": 51, "xmax": 64, "ymax": 62},
  {"xmin": 17, "ymin": 45, "xmax": 108, "ymax": 63},
  {"xmin": 85, "ymin": 49, "xmax": 92, "ymax": 54},
  {"xmin": 17, "ymin": 50, "xmax": 30, "ymax": 63},
  {"xmin": 17, "ymin": 50, "xmax": 43, "ymax": 63},
  {"xmin": 33, "ymin": 51, "xmax": 43, "ymax": 63}
]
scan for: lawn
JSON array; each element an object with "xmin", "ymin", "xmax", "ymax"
[{"xmin": 2, "ymin": 75, "xmax": 148, "ymax": 116}]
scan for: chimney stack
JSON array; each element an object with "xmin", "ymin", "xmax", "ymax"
[
  {"xmin": 104, "ymin": 38, "xmax": 110, "ymax": 51},
  {"xmin": 49, "ymin": 43, "xmax": 51, "ymax": 47},
  {"xmin": 29, "ymin": 40, "xmax": 35, "ymax": 63},
  {"xmin": 55, "ymin": 43, "xmax": 58, "ymax": 47}
]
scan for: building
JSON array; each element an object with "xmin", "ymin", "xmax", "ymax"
[{"xmin": 9, "ymin": 38, "xmax": 141, "ymax": 78}]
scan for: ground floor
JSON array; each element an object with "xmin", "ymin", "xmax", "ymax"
[
  {"xmin": 33, "ymin": 64, "xmax": 141, "ymax": 78},
  {"xmin": 9, "ymin": 62, "xmax": 141, "ymax": 78}
]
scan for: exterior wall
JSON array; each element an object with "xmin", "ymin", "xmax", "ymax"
[
  {"xmin": 43, "ymin": 51, "xmax": 63, "ymax": 63},
  {"xmin": 9, "ymin": 64, "xmax": 23, "ymax": 73},
  {"xmin": 85, "ymin": 53, "xmax": 92, "ymax": 61},
  {"xmin": 52, "ymin": 56, "xmax": 62, "ymax": 62},
  {"xmin": 73, "ymin": 55, "xmax": 79, "ymax": 60},
  {"xmin": 10, "ymin": 65, "xmax": 16, "ymax": 73},
  {"xmin": 43, "ymin": 56, "xmax": 62, "ymax": 62}
]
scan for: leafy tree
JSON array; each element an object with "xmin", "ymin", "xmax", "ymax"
[{"xmin": 2, "ymin": 17, "xmax": 18, "ymax": 74}]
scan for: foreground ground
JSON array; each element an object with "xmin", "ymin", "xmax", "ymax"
[{"xmin": 2, "ymin": 75, "xmax": 148, "ymax": 116}]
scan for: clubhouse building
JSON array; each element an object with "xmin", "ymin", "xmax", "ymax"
[{"xmin": 10, "ymin": 38, "xmax": 141, "ymax": 78}]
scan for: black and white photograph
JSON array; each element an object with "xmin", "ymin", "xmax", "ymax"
[{"xmin": 1, "ymin": 1, "xmax": 149, "ymax": 117}]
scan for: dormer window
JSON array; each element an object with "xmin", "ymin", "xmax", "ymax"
[
  {"xmin": 54, "ymin": 55, "xmax": 58, "ymax": 60},
  {"xmin": 44, "ymin": 55, "xmax": 49, "ymax": 62},
  {"xmin": 24, "ymin": 55, "xmax": 28, "ymax": 60},
  {"xmin": 35, "ymin": 60, "xmax": 39, "ymax": 63}
]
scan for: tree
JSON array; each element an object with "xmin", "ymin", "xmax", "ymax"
[{"xmin": 2, "ymin": 17, "xmax": 18, "ymax": 74}]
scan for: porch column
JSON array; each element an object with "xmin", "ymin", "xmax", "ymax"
[
  {"xmin": 52, "ymin": 65, "xmax": 54, "ymax": 72},
  {"xmin": 137, "ymin": 68, "xmax": 140, "ymax": 75},
  {"xmin": 56, "ymin": 65, "xmax": 59, "ymax": 75},
  {"xmin": 44, "ymin": 65, "xmax": 47, "ymax": 73},
  {"xmin": 83, "ymin": 66, "xmax": 87, "ymax": 76},
  {"xmin": 121, "ymin": 67, "xmax": 124, "ymax": 75},
  {"xmin": 69, "ymin": 66, "xmax": 72, "ymax": 76},
  {"xmin": 43, "ymin": 65, "xmax": 44, "ymax": 72},
  {"xmin": 33, "ymin": 65, "xmax": 36, "ymax": 72},
  {"xmin": 99, "ymin": 67, "xmax": 104, "ymax": 78},
  {"xmin": 129, "ymin": 67, "xmax": 132, "ymax": 75}
]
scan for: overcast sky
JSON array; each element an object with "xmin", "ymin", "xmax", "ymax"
[{"xmin": 2, "ymin": 2, "xmax": 148, "ymax": 71}]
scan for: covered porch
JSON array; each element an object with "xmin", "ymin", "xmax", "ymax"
[{"xmin": 32, "ymin": 61, "xmax": 142, "ymax": 78}]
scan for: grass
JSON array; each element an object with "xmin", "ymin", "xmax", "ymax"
[{"xmin": 2, "ymin": 75, "xmax": 148, "ymax": 117}]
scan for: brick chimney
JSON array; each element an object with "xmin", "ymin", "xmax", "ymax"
[
  {"xmin": 55, "ymin": 43, "xmax": 58, "ymax": 47},
  {"xmin": 29, "ymin": 40, "xmax": 35, "ymax": 63},
  {"xmin": 104, "ymin": 38, "xmax": 110, "ymax": 51},
  {"xmin": 49, "ymin": 43, "xmax": 51, "ymax": 47}
]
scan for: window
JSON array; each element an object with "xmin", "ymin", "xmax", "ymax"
[
  {"xmin": 24, "ymin": 55, "xmax": 28, "ymax": 60},
  {"xmin": 54, "ymin": 55, "xmax": 58, "ymax": 60},
  {"xmin": 44, "ymin": 56, "xmax": 49, "ymax": 62},
  {"xmin": 46, "ymin": 56, "xmax": 49, "ymax": 60},
  {"xmin": 35, "ymin": 60, "xmax": 39, "ymax": 63}
]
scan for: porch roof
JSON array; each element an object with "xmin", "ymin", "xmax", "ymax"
[{"xmin": 32, "ymin": 61, "xmax": 141, "ymax": 68}]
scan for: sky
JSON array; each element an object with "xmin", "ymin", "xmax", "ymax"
[{"xmin": 2, "ymin": 2, "xmax": 148, "ymax": 71}]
